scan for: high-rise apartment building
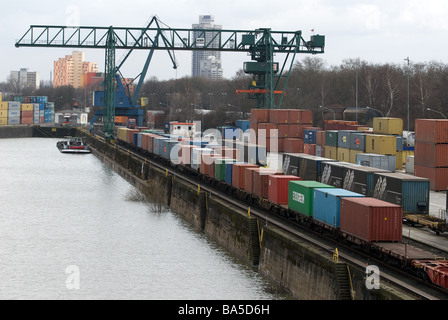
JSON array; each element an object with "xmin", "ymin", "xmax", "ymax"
[
  {"xmin": 53, "ymin": 51, "xmax": 99, "ymax": 88},
  {"xmin": 192, "ymin": 15, "xmax": 223, "ymax": 80},
  {"xmin": 10, "ymin": 68, "xmax": 40, "ymax": 90}
]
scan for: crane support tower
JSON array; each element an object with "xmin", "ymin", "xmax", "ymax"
[{"xmin": 15, "ymin": 16, "xmax": 325, "ymax": 142}]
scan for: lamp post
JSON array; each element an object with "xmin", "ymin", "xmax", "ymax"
[
  {"xmin": 319, "ymin": 105, "xmax": 335, "ymax": 120},
  {"xmin": 404, "ymin": 57, "xmax": 410, "ymax": 132},
  {"xmin": 426, "ymin": 108, "xmax": 446, "ymax": 119}
]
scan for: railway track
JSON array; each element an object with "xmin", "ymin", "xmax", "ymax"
[{"xmin": 85, "ymin": 129, "xmax": 448, "ymax": 300}]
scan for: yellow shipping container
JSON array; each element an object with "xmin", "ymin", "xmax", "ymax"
[
  {"xmin": 396, "ymin": 151, "xmax": 403, "ymax": 170},
  {"xmin": 0, "ymin": 102, "xmax": 8, "ymax": 110},
  {"xmin": 0, "ymin": 93, "xmax": 2, "ymax": 102},
  {"xmin": 117, "ymin": 127, "xmax": 128, "ymax": 142},
  {"xmin": 365, "ymin": 134, "xmax": 397, "ymax": 155},
  {"xmin": 337, "ymin": 147, "xmax": 350, "ymax": 162},
  {"xmin": 349, "ymin": 149, "xmax": 362, "ymax": 164},
  {"xmin": 0, "ymin": 110, "xmax": 8, "ymax": 117},
  {"xmin": 21, "ymin": 103, "xmax": 34, "ymax": 111},
  {"xmin": 0, "ymin": 117, "xmax": 7, "ymax": 125},
  {"xmin": 373, "ymin": 117, "xmax": 403, "ymax": 135},
  {"xmin": 325, "ymin": 146, "xmax": 338, "ymax": 160}
]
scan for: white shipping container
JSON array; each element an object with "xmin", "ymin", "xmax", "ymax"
[
  {"xmin": 8, "ymin": 102, "xmax": 21, "ymax": 111},
  {"xmin": 405, "ymin": 156, "xmax": 414, "ymax": 174},
  {"xmin": 7, "ymin": 117, "xmax": 20, "ymax": 125}
]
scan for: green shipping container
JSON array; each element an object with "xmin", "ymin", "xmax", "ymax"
[
  {"xmin": 325, "ymin": 130, "xmax": 338, "ymax": 147},
  {"xmin": 288, "ymin": 181, "xmax": 335, "ymax": 217},
  {"xmin": 215, "ymin": 159, "xmax": 237, "ymax": 181}
]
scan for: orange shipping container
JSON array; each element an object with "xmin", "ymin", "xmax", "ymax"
[
  {"xmin": 257, "ymin": 123, "xmax": 278, "ymax": 138},
  {"xmin": 244, "ymin": 167, "xmax": 261, "ymax": 193},
  {"xmin": 284, "ymin": 138, "xmax": 304, "ymax": 153},
  {"xmin": 269, "ymin": 109, "xmax": 289, "ymax": 124},
  {"xmin": 268, "ymin": 175, "xmax": 302, "ymax": 205},
  {"xmin": 250, "ymin": 109, "xmax": 269, "ymax": 123}
]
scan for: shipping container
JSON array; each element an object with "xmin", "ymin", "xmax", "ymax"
[
  {"xmin": 257, "ymin": 123, "xmax": 278, "ymax": 138},
  {"xmin": 313, "ymin": 188, "xmax": 365, "ymax": 228},
  {"xmin": 277, "ymin": 124, "xmax": 289, "ymax": 138},
  {"xmin": 349, "ymin": 132, "xmax": 366, "ymax": 151},
  {"xmin": 244, "ymin": 167, "xmax": 261, "ymax": 193},
  {"xmin": 159, "ymin": 139, "xmax": 180, "ymax": 161},
  {"xmin": 316, "ymin": 145, "xmax": 325, "ymax": 157},
  {"xmin": 373, "ymin": 117, "xmax": 403, "ymax": 135},
  {"xmin": 282, "ymin": 153, "xmax": 337, "ymax": 181},
  {"xmin": 283, "ymin": 138, "xmax": 304, "ymax": 153},
  {"xmin": 225, "ymin": 161, "xmax": 245, "ymax": 185},
  {"xmin": 288, "ymin": 180, "xmax": 335, "ymax": 217},
  {"xmin": 0, "ymin": 110, "xmax": 8, "ymax": 117},
  {"xmin": 304, "ymin": 129, "xmax": 317, "ymax": 144},
  {"xmin": 191, "ymin": 148, "xmax": 214, "ymax": 171},
  {"xmin": 8, "ymin": 110, "xmax": 20, "ymax": 118},
  {"xmin": 179, "ymin": 145, "xmax": 197, "ymax": 165},
  {"xmin": 8, "ymin": 102, "xmax": 21, "ymax": 111},
  {"xmin": 320, "ymin": 161, "xmax": 354, "ymax": 188},
  {"xmin": 215, "ymin": 158, "xmax": 237, "ymax": 181},
  {"xmin": 357, "ymin": 153, "xmax": 396, "ymax": 171},
  {"xmin": 365, "ymin": 134, "xmax": 397, "ymax": 155},
  {"xmin": 21, "ymin": 103, "xmax": 34, "ymax": 111},
  {"xmin": 253, "ymin": 168, "xmax": 281, "ymax": 198},
  {"xmin": 372, "ymin": 172, "xmax": 430, "ymax": 214},
  {"xmin": 250, "ymin": 109, "xmax": 269, "ymax": 123},
  {"xmin": 234, "ymin": 141, "xmax": 267, "ymax": 165},
  {"xmin": 415, "ymin": 142, "xmax": 448, "ymax": 168},
  {"xmin": 340, "ymin": 197, "xmax": 402, "ymax": 242},
  {"xmin": 7, "ymin": 117, "xmax": 20, "ymax": 125},
  {"xmin": 268, "ymin": 175, "xmax": 302, "ymax": 205},
  {"xmin": 236, "ymin": 120, "xmax": 251, "ymax": 132},
  {"xmin": 303, "ymin": 143, "xmax": 316, "ymax": 155},
  {"xmin": 415, "ymin": 119, "xmax": 448, "ymax": 144},
  {"xmin": 0, "ymin": 102, "xmax": 9, "ymax": 110},
  {"xmin": 349, "ymin": 149, "xmax": 363, "ymax": 164},
  {"xmin": 316, "ymin": 131, "xmax": 326, "ymax": 146},
  {"xmin": 406, "ymin": 156, "xmax": 414, "ymax": 174},
  {"xmin": 338, "ymin": 130, "xmax": 355, "ymax": 148},
  {"xmin": 0, "ymin": 117, "xmax": 7, "ymax": 125},
  {"xmin": 414, "ymin": 165, "xmax": 448, "ymax": 191},
  {"xmin": 269, "ymin": 109, "xmax": 289, "ymax": 124},
  {"xmin": 232, "ymin": 163, "xmax": 259, "ymax": 189},
  {"xmin": 337, "ymin": 148, "xmax": 350, "ymax": 162},
  {"xmin": 325, "ymin": 146, "xmax": 338, "ymax": 160},
  {"xmin": 21, "ymin": 117, "xmax": 33, "ymax": 124},
  {"xmin": 325, "ymin": 130, "xmax": 338, "ymax": 147}
]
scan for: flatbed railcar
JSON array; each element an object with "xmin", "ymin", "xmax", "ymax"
[{"xmin": 113, "ymin": 128, "xmax": 448, "ymax": 291}]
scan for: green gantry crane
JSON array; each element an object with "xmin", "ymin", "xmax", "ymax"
[{"xmin": 15, "ymin": 16, "xmax": 325, "ymax": 142}]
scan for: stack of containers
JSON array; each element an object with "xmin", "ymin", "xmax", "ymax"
[
  {"xmin": 44, "ymin": 102, "xmax": 55, "ymax": 123},
  {"xmin": 337, "ymin": 130, "xmax": 356, "ymax": 162},
  {"xmin": 20, "ymin": 103, "xmax": 34, "ymax": 124},
  {"xmin": 414, "ymin": 119, "xmax": 448, "ymax": 191},
  {"xmin": 324, "ymin": 130, "xmax": 338, "ymax": 160},
  {"xmin": 370, "ymin": 117, "xmax": 403, "ymax": 170},
  {"xmin": 313, "ymin": 188, "xmax": 365, "ymax": 228},
  {"xmin": 8, "ymin": 102, "xmax": 21, "ymax": 125},
  {"xmin": 0, "ymin": 101, "xmax": 8, "ymax": 125},
  {"xmin": 33, "ymin": 104, "xmax": 40, "ymax": 124},
  {"xmin": 253, "ymin": 168, "xmax": 282, "ymax": 198},
  {"xmin": 315, "ymin": 131, "xmax": 326, "ymax": 157},
  {"xmin": 303, "ymin": 129, "xmax": 318, "ymax": 155}
]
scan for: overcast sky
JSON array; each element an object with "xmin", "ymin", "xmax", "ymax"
[{"xmin": 1, "ymin": 0, "xmax": 448, "ymax": 83}]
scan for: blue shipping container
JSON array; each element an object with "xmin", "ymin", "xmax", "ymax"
[
  {"xmin": 313, "ymin": 188, "xmax": 365, "ymax": 228},
  {"xmin": 225, "ymin": 162, "xmax": 245, "ymax": 185},
  {"xmin": 153, "ymin": 137, "xmax": 169, "ymax": 156},
  {"xmin": 159, "ymin": 139, "xmax": 180, "ymax": 161},
  {"xmin": 304, "ymin": 129, "xmax": 317, "ymax": 144},
  {"xmin": 236, "ymin": 120, "xmax": 251, "ymax": 132}
]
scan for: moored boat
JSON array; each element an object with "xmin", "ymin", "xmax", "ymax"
[{"xmin": 57, "ymin": 137, "xmax": 91, "ymax": 154}]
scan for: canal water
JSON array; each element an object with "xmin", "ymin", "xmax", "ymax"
[{"xmin": 0, "ymin": 138, "xmax": 290, "ymax": 300}]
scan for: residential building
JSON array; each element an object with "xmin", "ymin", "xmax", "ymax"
[
  {"xmin": 10, "ymin": 68, "xmax": 40, "ymax": 90},
  {"xmin": 191, "ymin": 15, "xmax": 223, "ymax": 80},
  {"xmin": 53, "ymin": 51, "xmax": 99, "ymax": 88}
]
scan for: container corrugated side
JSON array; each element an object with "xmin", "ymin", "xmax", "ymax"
[
  {"xmin": 215, "ymin": 158, "xmax": 237, "ymax": 181},
  {"xmin": 325, "ymin": 130, "xmax": 338, "ymax": 147},
  {"xmin": 288, "ymin": 180, "xmax": 335, "ymax": 217},
  {"xmin": 372, "ymin": 172, "xmax": 430, "ymax": 214},
  {"xmin": 253, "ymin": 168, "xmax": 281, "ymax": 198},
  {"xmin": 415, "ymin": 119, "xmax": 448, "ymax": 143},
  {"xmin": 415, "ymin": 142, "xmax": 448, "ymax": 167},
  {"xmin": 373, "ymin": 117, "xmax": 403, "ymax": 135},
  {"xmin": 232, "ymin": 163, "xmax": 258, "ymax": 189},
  {"xmin": 268, "ymin": 175, "xmax": 302, "ymax": 205},
  {"xmin": 414, "ymin": 165, "xmax": 448, "ymax": 191},
  {"xmin": 244, "ymin": 167, "xmax": 261, "ymax": 193},
  {"xmin": 225, "ymin": 161, "xmax": 245, "ymax": 185},
  {"xmin": 340, "ymin": 197, "xmax": 402, "ymax": 242},
  {"xmin": 313, "ymin": 188, "xmax": 365, "ymax": 228},
  {"xmin": 365, "ymin": 134, "xmax": 397, "ymax": 155}
]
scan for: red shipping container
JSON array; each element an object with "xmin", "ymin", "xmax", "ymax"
[
  {"xmin": 244, "ymin": 167, "xmax": 261, "ymax": 193},
  {"xmin": 21, "ymin": 111, "xmax": 33, "ymax": 118},
  {"xmin": 415, "ymin": 119, "xmax": 448, "ymax": 143},
  {"xmin": 304, "ymin": 143, "xmax": 316, "ymax": 155},
  {"xmin": 277, "ymin": 124, "xmax": 289, "ymax": 138},
  {"xmin": 254, "ymin": 169, "xmax": 282, "ymax": 198},
  {"xmin": 414, "ymin": 165, "xmax": 448, "ymax": 191},
  {"xmin": 126, "ymin": 129, "xmax": 140, "ymax": 144},
  {"xmin": 270, "ymin": 109, "xmax": 289, "ymax": 124},
  {"xmin": 284, "ymin": 138, "xmax": 304, "ymax": 153},
  {"xmin": 260, "ymin": 138, "xmax": 284, "ymax": 152},
  {"xmin": 415, "ymin": 142, "xmax": 448, "ymax": 167},
  {"xmin": 258, "ymin": 123, "xmax": 278, "ymax": 138},
  {"xmin": 268, "ymin": 175, "xmax": 302, "ymax": 205},
  {"xmin": 250, "ymin": 109, "xmax": 270, "ymax": 123},
  {"xmin": 340, "ymin": 197, "xmax": 402, "ymax": 242},
  {"xmin": 21, "ymin": 117, "xmax": 33, "ymax": 124},
  {"xmin": 232, "ymin": 163, "xmax": 258, "ymax": 189},
  {"xmin": 298, "ymin": 110, "xmax": 313, "ymax": 124},
  {"xmin": 316, "ymin": 130, "xmax": 326, "ymax": 146},
  {"xmin": 216, "ymin": 147, "xmax": 239, "ymax": 160}
]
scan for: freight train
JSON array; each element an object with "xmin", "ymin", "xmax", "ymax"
[{"xmin": 113, "ymin": 126, "xmax": 448, "ymax": 291}]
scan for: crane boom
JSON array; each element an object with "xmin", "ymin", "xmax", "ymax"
[{"xmin": 15, "ymin": 17, "xmax": 325, "ymax": 141}]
